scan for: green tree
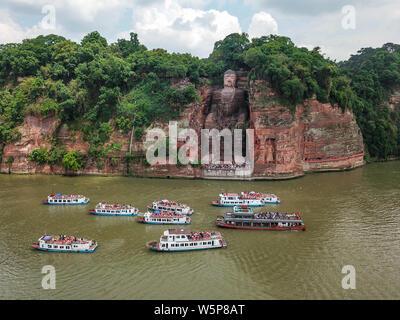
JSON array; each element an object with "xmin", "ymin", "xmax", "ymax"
[
  {"xmin": 62, "ymin": 151, "xmax": 84, "ymax": 171},
  {"xmin": 28, "ymin": 148, "xmax": 48, "ymax": 164}
]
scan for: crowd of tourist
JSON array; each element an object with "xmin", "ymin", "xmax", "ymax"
[
  {"xmin": 254, "ymin": 212, "xmax": 301, "ymax": 220},
  {"xmin": 187, "ymin": 231, "xmax": 216, "ymax": 241},
  {"xmin": 202, "ymin": 163, "xmax": 248, "ymax": 170}
]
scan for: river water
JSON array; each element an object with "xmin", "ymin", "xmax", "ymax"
[{"xmin": 0, "ymin": 161, "xmax": 399, "ymax": 300}]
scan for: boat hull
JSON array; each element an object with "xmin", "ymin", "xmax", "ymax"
[
  {"xmin": 212, "ymin": 202, "xmax": 264, "ymax": 207},
  {"xmin": 137, "ymin": 219, "xmax": 190, "ymax": 225},
  {"xmin": 31, "ymin": 243, "xmax": 98, "ymax": 253},
  {"xmin": 89, "ymin": 210, "xmax": 138, "ymax": 216},
  {"xmin": 216, "ymin": 221, "xmax": 306, "ymax": 231},
  {"xmin": 147, "ymin": 206, "xmax": 194, "ymax": 216},
  {"xmin": 42, "ymin": 200, "xmax": 90, "ymax": 205},
  {"xmin": 146, "ymin": 243, "xmax": 226, "ymax": 252}
]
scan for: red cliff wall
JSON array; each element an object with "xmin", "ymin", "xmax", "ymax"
[
  {"xmin": 0, "ymin": 76, "xmax": 365, "ymax": 179},
  {"xmin": 250, "ymin": 80, "xmax": 364, "ymax": 179}
]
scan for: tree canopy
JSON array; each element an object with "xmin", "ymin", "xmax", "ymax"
[{"xmin": 0, "ymin": 31, "xmax": 399, "ymax": 163}]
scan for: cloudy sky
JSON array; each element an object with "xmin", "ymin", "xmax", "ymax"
[{"xmin": 0, "ymin": 0, "xmax": 399, "ymax": 61}]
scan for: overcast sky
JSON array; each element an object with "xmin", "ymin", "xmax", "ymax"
[{"xmin": 0, "ymin": 0, "xmax": 399, "ymax": 61}]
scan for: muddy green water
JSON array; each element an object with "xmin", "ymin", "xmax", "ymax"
[{"xmin": 0, "ymin": 162, "xmax": 399, "ymax": 300}]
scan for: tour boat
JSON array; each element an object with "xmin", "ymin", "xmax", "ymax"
[
  {"xmin": 241, "ymin": 191, "xmax": 280, "ymax": 204},
  {"xmin": 32, "ymin": 235, "xmax": 97, "ymax": 253},
  {"xmin": 212, "ymin": 193, "xmax": 264, "ymax": 207},
  {"xmin": 137, "ymin": 210, "xmax": 190, "ymax": 225},
  {"xmin": 148, "ymin": 200, "xmax": 194, "ymax": 216},
  {"xmin": 89, "ymin": 202, "xmax": 139, "ymax": 216},
  {"xmin": 216, "ymin": 206, "xmax": 306, "ymax": 231},
  {"xmin": 42, "ymin": 193, "xmax": 90, "ymax": 205},
  {"xmin": 146, "ymin": 229, "xmax": 227, "ymax": 252}
]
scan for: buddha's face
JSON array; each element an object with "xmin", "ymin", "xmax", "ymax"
[{"xmin": 224, "ymin": 74, "xmax": 236, "ymax": 88}]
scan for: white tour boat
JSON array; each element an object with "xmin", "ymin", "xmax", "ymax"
[
  {"xmin": 212, "ymin": 193, "xmax": 264, "ymax": 207},
  {"xmin": 146, "ymin": 229, "xmax": 227, "ymax": 252},
  {"xmin": 42, "ymin": 193, "xmax": 89, "ymax": 205},
  {"xmin": 89, "ymin": 202, "xmax": 139, "ymax": 216},
  {"xmin": 241, "ymin": 191, "xmax": 280, "ymax": 204},
  {"xmin": 148, "ymin": 200, "xmax": 194, "ymax": 216},
  {"xmin": 137, "ymin": 210, "xmax": 190, "ymax": 225},
  {"xmin": 32, "ymin": 235, "xmax": 97, "ymax": 253}
]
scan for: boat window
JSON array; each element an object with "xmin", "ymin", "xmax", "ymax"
[
  {"xmin": 66, "ymin": 246, "xmax": 70, "ymax": 249},
  {"xmin": 185, "ymin": 243, "xmax": 188, "ymax": 246},
  {"xmin": 54, "ymin": 245, "xmax": 58, "ymax": 248},
  {"xmin": 60, "ymin": 246, "xmax": 64, "ymax": 249},
  {"xmin": 180, "ymin": 244, "xmax": 184, "ymax": 247},
  {"xmin": 48, "ymin": 245, "xmax": 52, "ymax": 248}
]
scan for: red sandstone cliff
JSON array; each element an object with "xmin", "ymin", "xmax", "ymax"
[
  {"xmin": 250, "ymin": 80, "xmax": 364, "ymax": 179},
  {"xmin": 0, "ymin": 73, "xmax": 366, "ymax": 179}
]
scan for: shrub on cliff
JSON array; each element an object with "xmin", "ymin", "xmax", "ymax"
[
  {"xmin": 28, "ymin": 148, "xmax": 48, "ymax": 164},
  {"xmin": 115, "ymin": 116, "xmax": 133, "ymax": 132},
  {"xmin": 62, "ymin": 151, "xmax": 84, "ymax": 171}
]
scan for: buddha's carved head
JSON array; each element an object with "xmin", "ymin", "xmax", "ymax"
[{"xmin": 224, "ymin": 69, "xmax": 237, "ymax": 88}]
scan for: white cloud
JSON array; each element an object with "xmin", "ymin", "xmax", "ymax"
[
  {"xmin": 0, "ymin": 9, "xmax": 64, "ymax": 44},
  {"xmin": 119, "ymin": 0, "xmax": 242, "ymax": 57},
  {"xmin": 0, "ymin": 0, "xmax": 399, "ymax": 61},
  {"xmin": 285, "ymin": 1, "xmax": 400, "ymax": 61},
  {"xmin": 247, "ymin": 11, "xmax": 278, "ymax": 39}
]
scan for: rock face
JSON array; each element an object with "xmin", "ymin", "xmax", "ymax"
[
  {"xmin": 0, "ymin": 115, "xmax": 59, "ymax": 174},
  {"xmin": 0, "ymin": 72, "xmax": 365, "ymax": 179},
  {"xmin": 250, "ymin": 80, "xmax": 364, "ymax": 179}
]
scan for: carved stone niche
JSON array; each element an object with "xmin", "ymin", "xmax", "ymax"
[{"xmin": 265, "ymin": 137, "xmax": 276, "ymax": 163}]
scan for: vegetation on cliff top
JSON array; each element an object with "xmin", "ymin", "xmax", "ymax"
[
  {"xmin": 208, "ymin": 34, "xmax": 400, "ymax": 159},
  {"xmin": 0, "ymin": 31, "xmax": 400, "ymax": 165}
]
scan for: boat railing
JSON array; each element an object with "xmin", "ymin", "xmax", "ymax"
[{"xmin": 224, "ymin": 217, "xmax": 303, "ymax": 223}]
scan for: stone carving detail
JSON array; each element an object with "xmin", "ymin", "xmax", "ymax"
[{"xmin": 204, "ymin": 70, "xmax": 249, "ymax": 130}]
